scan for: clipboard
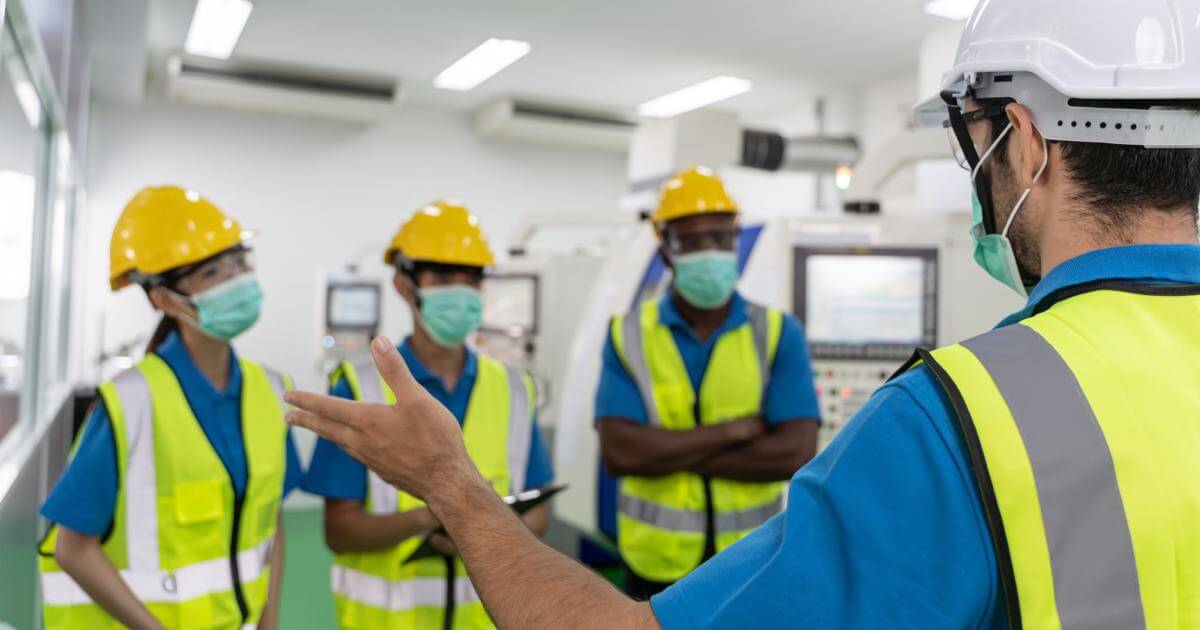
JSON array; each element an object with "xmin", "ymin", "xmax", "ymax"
[{"xmin": 403, "ymin": 484, "xmax": 567, "ymax": 564}]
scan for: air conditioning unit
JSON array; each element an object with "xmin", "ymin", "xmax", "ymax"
[
  {"xmin": 166, "ymin": 55, "xmax": 402, "ymax": 124},
  {"xmin": 474, "ymin": 99, "xmax": 636, "ymax": 153}
]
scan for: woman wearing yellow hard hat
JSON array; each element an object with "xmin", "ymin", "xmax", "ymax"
[
  {"xmin": 301, "ymin": 200, "xmax": 555, "ymax": 629},
  {"xmin": 38, "ymin": 186, "xmax": 302, "ymax": 629}
]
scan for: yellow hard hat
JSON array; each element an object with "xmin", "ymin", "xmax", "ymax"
[
  {"xmin": 651, "ymin": 166, "xmax": 739, "ymax": 227},
  {"xmin": 109, "ymin": 186, "xmax": 251, "ymax": 291},
  {"xmin": 384, "ymin": 200, "xmax": 495, "ymax": 268}
]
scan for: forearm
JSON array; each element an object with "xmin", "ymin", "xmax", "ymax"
[
  {"xmin": 692, "ymin": 421, "xmax": 819, "ymax": 482},
  {"xmin": 324, "ymin": 499, "xmax": 437, "ymax": 553},
  {"xmin": 599, "ymin": 420, "xmax": 746, "ymax": 478},
  {"xmin": 259, "ymin": 519, "xmax": 286, "ymax": 630},
  {"xmin": 55, "ymin": 531, "xmax": 162, "ymax": 630},
  {"xmin": 432, "ymin": 474, "xmax": 658, "ymax": 629}
]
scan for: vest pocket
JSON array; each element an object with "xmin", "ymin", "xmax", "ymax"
[{"xmin": 174, "ymin": 479, "xmax": 225, "ymax": 524}]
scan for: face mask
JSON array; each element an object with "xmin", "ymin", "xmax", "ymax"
[
  {"xmin": 969, "ymin": 123, "xmax": 1048, "ymax": 298},
  {"xmin": 671, "ymin": 250, "xmax": 739, "ymax": 309},
  {"xmin": 418, "ymin": 285, "xmax": 483, "ymax": 348},
  {"xmin": 172, "ymin": 273, "xmax": 264, "ymax": 341}
]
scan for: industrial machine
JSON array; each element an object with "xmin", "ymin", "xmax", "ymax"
[{"xmin": 320, "ymin": 269, "xmax": 383, "ymax": 376}]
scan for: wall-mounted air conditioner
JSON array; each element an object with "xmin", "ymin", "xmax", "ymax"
[
  {"xmin": 166, "ymin": 55, "xmax": 402, "ymax": 124},
  {"xmin": 474, "ymin": 98, "xmax": 636, "ymax": 153}
]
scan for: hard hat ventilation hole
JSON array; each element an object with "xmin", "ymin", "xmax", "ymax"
[
  {"xmin": 1115, "ymin": 123, "xmax": 1123, "ymax": 130},
  {"xmin": 1130, "ymin": 124, "xmax": 1137, "ymax": 130},
  {"xmin": 1071, "ymin": 121, "xmax": 1078, "ymax": 128},
  {"xmin": 1100, "ymin": 122, "xmax": 1108, "ymax": 129},
  {"xmin": 1058, "ymin": 120, "xmax": 1064, "ymax": 127},
  {"xmin": 1085, "ymin": 122, "xmax": 1092, "ymax": 128}
]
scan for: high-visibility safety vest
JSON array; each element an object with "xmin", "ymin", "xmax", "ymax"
[
  {"xmin": 611, "ymin": 299, "xmax": 786, "ymax": 583},
  {"xmin": 329, "ymin": 353, "xmax": 535, "ymax": 630},
  {"xmin": 38, "ymin": 354, "xmax": 290, "ymax": 630},
  {"xmin": 912, "ymin": 284, "xmax": 1200, "ymax": 629}
]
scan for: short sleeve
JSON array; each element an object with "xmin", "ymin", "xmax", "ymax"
[
  {"xmin": 523, "ymin": 418, "xmax": 555, "ymax": 490},
  {"xmin": 593, "ymin": 327, "xmax": 649, "ymax": 425},
  {"xmin": 650, "ymin": 367, "xmax": 1003, "ymax": 629},
  {"xmin": 299, "ymin": 376, "xmax": 368, "ymax": 501},
  {"xmin": 762, "ymin": 314, "xmax": 821, "ymax": 425},
  {"xmin": 40, "ymin": 403, "xmax": 120, "ymax": 536}
]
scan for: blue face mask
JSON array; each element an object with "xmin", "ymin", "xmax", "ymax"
[
  {"xmin": 180, "ymin": 274, "xmax": 264, "ymax": 341},
  {"xmin": 418, "ymin": 285, "xmax": 483, "ymax": 348},
  {"xmin": 969, "ymin": 124, "xmax": 1048, "ymax": 298},
  {"xmin": 671, "ymin": 250, "xmax": 739, "ymax": 309}
]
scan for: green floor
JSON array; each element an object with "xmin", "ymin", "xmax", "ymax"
[{"xmin": 280, "ymin": 508, "xmax": 337, "ymax": 629}]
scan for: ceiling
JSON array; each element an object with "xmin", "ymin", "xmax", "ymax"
[{"xmin": 101, "ymin": 0, "xmax": 952, "ymax": 122}]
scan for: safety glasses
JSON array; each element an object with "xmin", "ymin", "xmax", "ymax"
[
  {"xmin": 941, "ymin": 90, "xmax": 1011, "ymax": 172},
  {"xmin": 664, "ymin": 228, "xmax": 739, "ymax": 256},
  {"xmin": 171, "ymin": 245, "xmax": 255, "ymax": 293}
]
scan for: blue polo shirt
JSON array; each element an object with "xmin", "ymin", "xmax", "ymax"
[
  {"xmin": 594, "ymin": 292, "xmax": 821, "ymax": 425},
  {"xmin": 302, "ymin": 338, "xmax": 554, "ymax": 501},
  {"xmin": 41, "ymin": 331, "xmax": 304, "ymax": 536},
  {"xmin": 650, "ymin": 244, "xmax": 1200, "ymax": 629}
]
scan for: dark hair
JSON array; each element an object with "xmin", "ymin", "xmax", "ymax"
[
  {"xmin": 979, "ymin": 99, "xmax": 1200, "ymax": 232},
  {"xmin": 402, "ymin": 261, "xmax": 485, "ymax": 287},
  {"xmin": 146, "ymin": 315, "xmax": 179, "ymax": 354},
  {"xmin": 1058, "ymin": 143, "xmax": 1200, "ymax": 232}
]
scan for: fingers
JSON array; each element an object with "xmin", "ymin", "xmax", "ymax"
[
  {"xmin": 285, "ymin": 407, "xmax": 358, "ymax": 449},
  {"xmin": 284, "ymin": 390, "xmax": 362, "ymax": 426},
  {"xmin": 371, "ymin": 336, "xmax": 419, "ymax": 399}
]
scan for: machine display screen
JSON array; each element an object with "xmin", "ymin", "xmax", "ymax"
[
  {"xmin": 794, "ymin": 246, "xmax": 938, "ymax": 360},
  {"xmin": 482, "ymin": 274, "xmax": 539, "ymax": 334},
  {"xmin": 327, "ymin": 283, "xmax": 381, "ymax": 330}
]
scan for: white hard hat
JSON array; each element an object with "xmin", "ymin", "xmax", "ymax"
[{"xmin": 916, "ymin": 0, "xmax": 1200, "ymax": 147}]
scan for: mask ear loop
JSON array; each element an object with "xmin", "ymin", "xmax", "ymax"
[
  {"xmin": 1001, "ymin": 134, "xmax": 1049, "ymax": 238},
  {"xmin": 971, "ymin": 123, "xmax": 1014, "ymax": 182}
]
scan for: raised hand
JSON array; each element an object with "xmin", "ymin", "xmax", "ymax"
[{"xmin": 284, "ymin": 336, "xmax": 480, "ymax": 501}]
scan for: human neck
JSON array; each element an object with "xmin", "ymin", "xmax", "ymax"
[
  {"xmin": 177, "ymin": 324, "xmax": 232, "ymax": 392},
  {"xmin": 1040, "ymin": 204, "xmax": 1199, "ymax": 276},
  {"xmin": 671, "ymin": 291, "xmax": 731, "ymax": 342},
  {"xmin": 410, "ymin": 327, "xmax": 466, "ymax": 392}
]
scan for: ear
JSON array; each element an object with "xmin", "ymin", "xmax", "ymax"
[
  {"xmin": 1004, "ymin": 103, "xmax": 1048, "ymax": 188},
  {"xmin": 393, "ymin": 271, "xmax": 418, "ymax": 307},
  {"xmin": 148, "ymin": 286, "xmax": 190, "ymax": 319}
]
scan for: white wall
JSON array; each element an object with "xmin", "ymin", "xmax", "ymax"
[{"xmin": 82, "ymin": 100, "xmax": 627, "ymax": 395}]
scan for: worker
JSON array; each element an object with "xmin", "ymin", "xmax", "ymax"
[
  {"xmin": 282, "ymin": 0, "xmax": 1200, "ymax": 625},
  {"xmin": 594, "ymin": 166, "xmax": 820, "ymax": 598},
  {"xmin": 38, "ymin": 186, "xmax": 303, "ymax": 629},
  {"xmin": 300, "ymin": 200, "xmax": 554, "ymax": 629}
]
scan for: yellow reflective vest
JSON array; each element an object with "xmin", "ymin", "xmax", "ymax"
[
  {"xmin": 38, "ymin": 354, "xmax": 290, "ymax": 629},
  {"xmin": 917, "ymin": 284, "xmax": 1200, "ymax": 628},
  {"xmin": 610, "ymin": 299, "xmax": 786, "ymax": 583},
  {"xmin": 328, "ymin": 353, "xmax": 535, "ymax": 630}
]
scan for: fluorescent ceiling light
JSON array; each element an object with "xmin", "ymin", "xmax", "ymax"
[
  {"xmin": 923, "ymin": 0, "xmax": 979, "ymax": 20},
  {"xmin": 434, "ymin": 38, "xmax": 531, "ymax": 91},
  {"xmin": 637, "ymin": 76, "xmax": 753, "ymax": 118},
  {"xmin": 185, "ymin": 0, "xmax": 254, "ymax": 59}
]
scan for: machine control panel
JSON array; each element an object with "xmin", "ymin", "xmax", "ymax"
[{"xmin": 812, "ymin": 359, "xmax": 903, "ymax": 449}]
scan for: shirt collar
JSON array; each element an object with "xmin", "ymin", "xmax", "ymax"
[
  {"xmin": 398, "ymin": 337, "xmax": 477, "ymax": 393},
  {"xmin": 997, "ymin": 244, "xmax": 1200, "ymax": 328},
  {"xmin": 154, "ymin": 330, "xmax": 242, "ymax": 399},
  {"xmin": 657, "ymin": 291, "xmax": 750, "ymax": 340}
]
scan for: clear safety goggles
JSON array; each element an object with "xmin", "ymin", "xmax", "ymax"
[{"xmin": 664, "ymin": 228, "xmax": 739, "ymax": 256}]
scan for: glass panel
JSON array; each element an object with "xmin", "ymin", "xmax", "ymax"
[{"xmin": 0, "ymin": 24, "xmax": 45, "ymax": 443}]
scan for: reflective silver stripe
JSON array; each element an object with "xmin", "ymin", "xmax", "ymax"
[
  {"xmin": 619, "ymin": 493, "xmax": 705, "ymax": 532},
  {"xmin": 366, "ymin": 470, "xmax": 398, "ymax": 515},
  {"xmin": 331, "ymin": 566, "xmax": 480, "ymax": 612},
  {"xmin": 745, "ymin": 303, "xmax": 772, "ymax": 395},
  {"xmin": 350, "ymin": 356, "xmax": 385, "ymax": 404},
  {"xmin": 112, "ymin": 367, "xmax": 160, "ymax": 574},
  {"xmin": 42, "ymin": 539, "xmax": 273, "ymax": 606},
  {"xmin": 620, "ymin": 312, "xmax": 662, "ymax": 427},
  {"xmin": 714, "ymin": 496, "xmax": 783, "ymax": 533},
  {"xmin": 261, "ymin": 366, "xmax": 290, "ymax": 415},
  {"xmin": 962, "ymin": 324, "xmax": 1146, "ymax": 629},
  {"xmin": 505, "ymin": 367, "xmax": 533, "ymax": 493}
]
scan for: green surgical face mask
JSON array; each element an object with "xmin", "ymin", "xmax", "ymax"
[
  {"xmin": 671, "ymin": 250, "xmax": 739, "ymax": 309},
  {"xmin": 174, "ymin": 273, "xmax": 264, "ymax": 341},
  {"xmin": 418, "ymin": 285, "xmax": 483, "ymax": 348},
  {"xmin": 968, "ymin": 124, "xmax": 1048, "ymax": 298}
]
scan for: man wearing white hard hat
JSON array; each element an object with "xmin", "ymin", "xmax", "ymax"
[{"xmin": 281, "ymin": 1, "xmax": 1200, "ymax": 627}]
